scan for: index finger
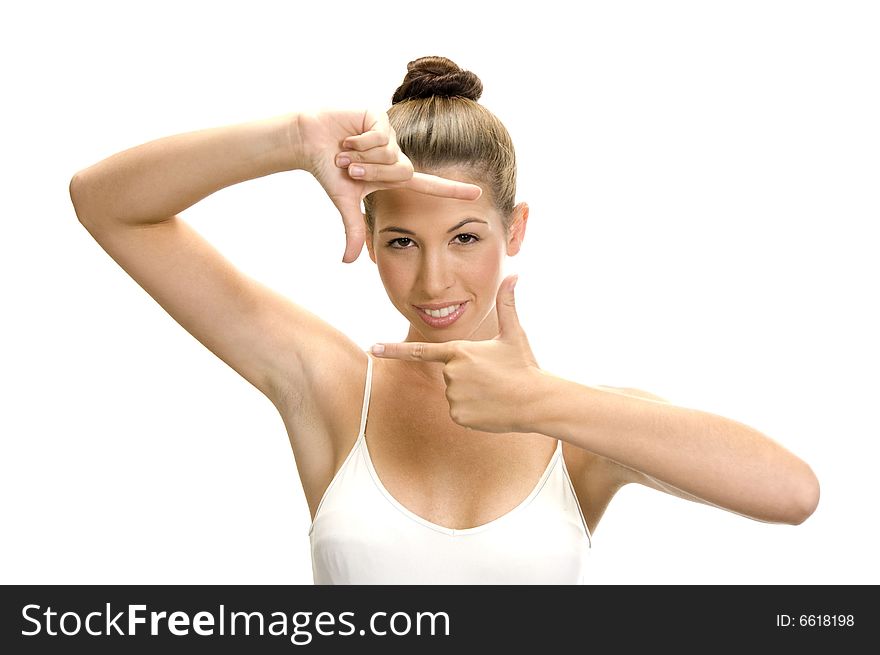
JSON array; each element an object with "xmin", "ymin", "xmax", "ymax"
[
  {"xmin": 371, "ymin": 341, "xmax": 454, "ymax": 362},
  {"xmin": 405, "ymin": 172, "xmax": 483, "ymax": 201}
]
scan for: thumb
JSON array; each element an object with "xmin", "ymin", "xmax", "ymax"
[
  {"xmin": 496, "ymin": 274, "xmax": 522, "ymax": 339},
  {"xmin": 330, "ymin": 195, "xmax": 366, "ymax": 263}
]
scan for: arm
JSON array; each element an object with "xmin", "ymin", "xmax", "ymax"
[
  {"xmin": 532, "ymin": 375, "xmax": 820, "ymax": 525},
  {"xmin": 70, "ymin": 113, "xmax": 300, "ymax": 228},
  {"xmin": 69, "ymin": 113, "xmax": 324, "ymax": 406},
  {"xmin": 594, "ymin": 387, "xmax": 728, "ymax": 509}
]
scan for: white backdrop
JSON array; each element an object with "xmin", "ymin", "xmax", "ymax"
[{"xmin": 2, "ymin": 0, "xmax": 877, "ymax": 584}]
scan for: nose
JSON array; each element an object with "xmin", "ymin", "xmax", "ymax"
[{"xmin": 417, "ymin": 248, "xmax": 454, "ymax": 298}]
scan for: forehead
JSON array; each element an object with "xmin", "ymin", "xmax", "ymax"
[
  {"xmin": 374, "ymin": 189, "xmax": 494, "ymax": 221},
  {"xmin": 372, "ymin": 170, "xmax": 498, "ymax": 226}
]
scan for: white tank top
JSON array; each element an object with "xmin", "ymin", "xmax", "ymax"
[{"xmin": 308, "ymin": 352, "xmax": 592, "ymax": 584}]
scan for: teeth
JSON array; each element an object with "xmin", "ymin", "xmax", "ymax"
[{"xmin": 422, "ymin": 304, "xmax": 460, "ymax": 318}]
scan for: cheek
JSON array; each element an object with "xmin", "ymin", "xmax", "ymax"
[
  {"xmin": 376, "ymin": 258, "xmax": 412, "ymax": 299},
  {"xmin": 468, "ymin": 254, "xmax": 503, "ymax": 288}
]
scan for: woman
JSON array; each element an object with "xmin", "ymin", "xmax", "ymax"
[{"xmin": 69, "ymin": 55, "xmax": 819, "ymax": 584}]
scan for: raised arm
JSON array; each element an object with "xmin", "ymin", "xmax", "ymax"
[
  {"xmin": 69, "ymin": 113, "xmax": 298, "ymax": 229},
  {"xmin": 69, "ymin": 108, "xmax": 482, "ymax": 409},
  {"xmin": 70, "ymin": 112, "xmax": 334, "ymax": 409}
]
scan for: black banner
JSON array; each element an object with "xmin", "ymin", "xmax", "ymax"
[{"xmin": 0, "ymin": 585, "xmax": 868, "ymax": 652}]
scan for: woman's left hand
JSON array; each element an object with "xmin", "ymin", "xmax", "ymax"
[{"xmin": 370, "ymin": 275, "xmax": 545, "ymax": 433}]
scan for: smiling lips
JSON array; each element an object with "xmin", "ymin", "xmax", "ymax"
[{"xmin": 414, "ymin": 301, "xmax": 468, "ymax": 328}]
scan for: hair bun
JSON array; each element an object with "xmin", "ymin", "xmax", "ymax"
[{"xmin": 391, "ymin": 56, "xmax": 483, "ymax": 104}]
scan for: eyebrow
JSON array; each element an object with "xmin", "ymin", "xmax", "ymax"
[{"xmin": 378, "ymin": 218, "xmax": 489, "ymax": 235}]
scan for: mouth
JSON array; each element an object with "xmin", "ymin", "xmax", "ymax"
[{"xmin": 413, "ymin": 301, "xmax": 469, "ymax": 328}]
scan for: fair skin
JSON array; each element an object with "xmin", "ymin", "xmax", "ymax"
[
  {"xmin": 69, "ymin": 106, "xmax": 818, "ymax": 550},
  {"xmin": 363, "ymin": 168, "xmax": 529, "ymax": 385},
  {"xmin": 361, "ymin": 168, "xmax": 819, "ymax": 526}
]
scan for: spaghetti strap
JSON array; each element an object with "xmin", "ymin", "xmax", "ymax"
[{"xmin": 357, "ymin": 352, "xmax": 374, "ymax": 441}]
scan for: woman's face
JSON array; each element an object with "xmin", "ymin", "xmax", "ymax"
[{"xmin": 365, "ymin": 170, "xmax": 528, "ymax": 344}]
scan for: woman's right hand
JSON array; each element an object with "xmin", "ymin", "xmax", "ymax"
[{"xmin": 292, "ymin": 109, "xmax": 483, "ymax": 263}]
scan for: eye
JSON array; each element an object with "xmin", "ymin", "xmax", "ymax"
[
  {"xmin": 387, "ymin": 237, "xmax": 414, "ymax": 249},
  {"xmin": 385, "ymin": 233, "xmax": 481, "ymax": 250}
]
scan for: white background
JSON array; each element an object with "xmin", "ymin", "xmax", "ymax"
[{"xmin": 2, "ymin": 0, "xmax": 877, "ymax": 585}]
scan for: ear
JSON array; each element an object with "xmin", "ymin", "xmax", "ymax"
[{"xmin": 505, "ymin": 202, "xmax": 529, "ymax": 257}]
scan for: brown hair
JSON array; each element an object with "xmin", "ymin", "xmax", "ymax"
[{"xmin": 364, "ymin": 56, "xmax": 517, "ymax": 235}]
